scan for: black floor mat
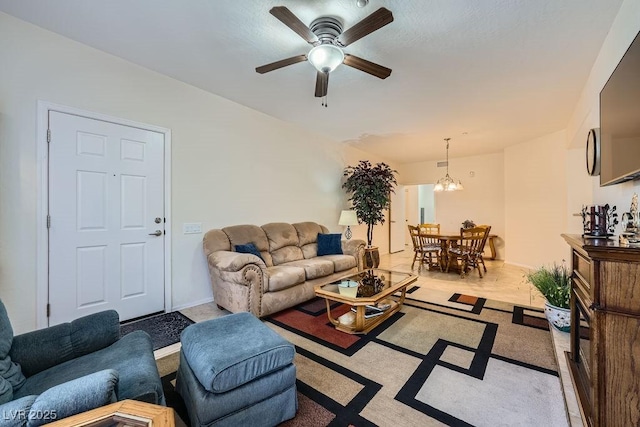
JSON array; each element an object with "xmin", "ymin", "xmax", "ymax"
[{"xmin": 120, "ymin": 312, "xmax": 194, "ymax": 350}]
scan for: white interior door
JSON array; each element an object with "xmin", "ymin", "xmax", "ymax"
[
  {"xmin": 405, "ymin": 186, "xmax": 419, "ymax": 242},
  {"xmin": 389, "ymin": 185, "xmax": 406, "ymax": 253},
  {"xmin": 48, "ymin": 111, "xmax": 165, "ymax": 325}
]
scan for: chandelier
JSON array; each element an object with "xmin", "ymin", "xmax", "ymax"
[{"xmin": 434, "ymin": 138, "xmax": 464, "ymax": 192}]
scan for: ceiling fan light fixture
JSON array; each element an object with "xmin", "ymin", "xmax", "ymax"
[
  {"xmin": 308, "ymin": 44, "xmax": 344, "ymax": 73},
  {"xmin": 356, "ymin": 0, "xmax": 369, "ymax": 7}
]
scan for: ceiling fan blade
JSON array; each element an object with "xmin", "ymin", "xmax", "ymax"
[
  {"xmin": 336, "ymin": 7, "xmax": 393, "ymax": 47},
  {"xmin": 255, "ymin": 54, "xmax": 307, "ymax": 74},
  {"xmin": 343, "ymin": 54, "xmax": 392, "ymax": 79},
  {"xmin": 270, "ymin": 6, "xmax": 319, "ymax": 44},
  {"xmin": 315, "ymin": 71, "xmax": 329, "ymax": 97}
]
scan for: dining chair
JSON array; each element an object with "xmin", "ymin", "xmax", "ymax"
[
  {"xmin": 408, "ymin": 225, "xmax": 441, "ymax": 270},
  {"xmin": 446, "ymin": 226, "xmax": 490, "ymax": 277},
  {"xmin": 474, "ymin": 225, "xmax": 492, "ymax": 273},
  {"xmin": 419, "ymin": 223, "xmax": 440, "ymax": 235},
  {"xmin": 418, "ymin": 223, "xmax": 442, "ymax": 270}
]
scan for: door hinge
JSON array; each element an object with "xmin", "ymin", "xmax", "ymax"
[
  {"xmin": 46, "ymin": 303, "xmax": 50, "ymax": 317},
  {"xmin": 47, "ymin": 128, "xmax": 51, "ymax": 143},
  {"xmin": 47, "ymin": 215, "xmax": 51, "ymax": 228}
]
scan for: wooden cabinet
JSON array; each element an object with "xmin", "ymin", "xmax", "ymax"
[{"xmin": 562, "ymin": 234, "xmax": 640, "ymax": 427}]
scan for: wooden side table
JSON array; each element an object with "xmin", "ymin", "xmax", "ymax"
[{"xmin": 47, "ymin": 400, "xmax": 174, "ymax": 427}]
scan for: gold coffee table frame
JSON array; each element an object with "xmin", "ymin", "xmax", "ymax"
[
  {"xmin": 315, "ymin": 269, "xmax": 417, "ymax": 334},
  {"xmin": 48, "ymin": 400, "xmax": 174, "ymax": 427}
]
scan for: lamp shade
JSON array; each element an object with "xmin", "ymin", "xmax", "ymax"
[
  {"xmin": 308, "ymin": 44, "xmax": 345, "ymax": 73},
  {"xmin": 338, "ymin": 210, "xmax": 359, "ymax": 226}
]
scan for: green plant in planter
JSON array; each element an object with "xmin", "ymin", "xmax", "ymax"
[
  {"xmin": 342, "ymin": 160, "xmax": 397, "ymax": 247},
  {"xmin": 526, "ymin": 263, "xmax": 571, "ymax": 309}
]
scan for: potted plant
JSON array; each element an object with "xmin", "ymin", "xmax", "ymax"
[
  {"xmin": 462, "ymin": 219, "xmax": 476, "ymax": 229},
  {"xmin": 342, "ymin": 160, "xmax": 397, "ymax": 268},
  {"xmin": 526, "ymin": 262, "xmax": 571, "ymax": 332}
]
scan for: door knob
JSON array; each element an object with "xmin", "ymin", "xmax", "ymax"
[{"xmin": 148, "ymin": 230, "xmax": 163, "ymax": 236}]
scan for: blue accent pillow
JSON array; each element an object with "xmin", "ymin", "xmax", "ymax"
[
  {"xmin": 317, "ymin": 233, "xmax": 343, "ymax": 256},
  {"xmin": 234, "ymin": 243, "xmax": 264, "ymax": 261}
]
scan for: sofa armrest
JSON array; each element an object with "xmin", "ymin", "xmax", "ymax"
[
  {"xmin": 0, "ymin": 370, "xmax": 117, "ymax": 427},
  {"xmin": 342, "ymin": 239, "xmax": 366, "ymax": 271},
  {"xmin": 10, "ymin": 311, "xmax": 120, "ymax": 377},
  {"xmin": 207, "ymin": 251, "xmax": 267, "ymax": 317},
  {"xmin": 208, "ymin": 250, "xmax": 266, "ymax": 272}
]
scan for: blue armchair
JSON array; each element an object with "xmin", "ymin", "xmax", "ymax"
[{"xmin": 0, "ymin": 300, "xmax": 164, "ymax": 426}]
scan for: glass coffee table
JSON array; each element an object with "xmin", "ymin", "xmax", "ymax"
[{"xmin": 315, "ymin": 268, "xmax": 417, "ymax": 334}]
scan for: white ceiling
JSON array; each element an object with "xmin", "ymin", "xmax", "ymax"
[{"xmin": 0, "ymin": 0, "xmax": 623, "ymax": 163}]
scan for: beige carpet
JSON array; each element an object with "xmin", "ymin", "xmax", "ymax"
[{"xmin": 158, "ymin": 286, "xmax": 568, "ymax": 426}]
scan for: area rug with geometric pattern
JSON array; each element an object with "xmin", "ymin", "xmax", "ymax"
[{"xmin": 158, "ymin": 286, "xmax": 568, "ymax": 427}]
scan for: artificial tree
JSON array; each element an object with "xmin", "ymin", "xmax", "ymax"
[{"xmin": 342, "ymin": 160, "xmax": 397, "ymax": 247}]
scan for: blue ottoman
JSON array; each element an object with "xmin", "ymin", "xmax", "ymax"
[{"xmin": 175, "ymin": 312, "xmax": 297, "ymax": 427}]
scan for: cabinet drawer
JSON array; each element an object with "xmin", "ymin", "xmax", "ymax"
[{"xmin": 573, "ymin": 250, "xmax": 591, "ymax": 293}]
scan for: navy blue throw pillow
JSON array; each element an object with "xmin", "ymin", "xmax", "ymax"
[
  {"xmin": 317, "ymin": 233, "xmax": 343, "ymax": 256},
  {"xmin": 234, "ymin": 243, "xmax": 264, "ymax": 261}
]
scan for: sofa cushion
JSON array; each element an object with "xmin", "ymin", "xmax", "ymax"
[
  {"xmin": 293, "ymin": 222, "xmax": 329, "ymax": 259},
  {"xmin": 180, "ymin": 312, "xmax": 295, "ymax": 394},
  {"xmin": 203, "ymin": 229, "xmax": 232, "ymax": 255},
  {"xmin": 317, "ymin": 254, "xmax": 357, "ymax": 272},
  {"xmin": 234, "ymin": 243, "xmax": 264, "ymax": 261},
  {"xmin": 293, "ymin": 222, "xmax": 327, "ymax": 246},
  {"xmin": 282, "ymin": 259, "xmax": 335, "ymax": 280},
  {"xmin": 223, "ymin": 225, "xmax": 273, "ymax": 266},
  {"xmin": 14, "ymin": 331, "xmax": 163, "ymax": 404},
  {"xmin": 262, "ymin": 223, "xmax": 304, "ymax": 266},
  {"xmin": 0, "ymin": 376, "xmax": 12, "ymax": 405},
  {"xmin": 317, "ymin": 233, "xmax": 343, "ymax": 256},
  {"xmin": 266, "ymin": 266, "xmax": 306, "ymax": 292},
  {"xmin": 0, "ymin": 300, "xmax": 26, "ymax": 402}
]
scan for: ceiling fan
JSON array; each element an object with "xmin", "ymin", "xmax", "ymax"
[{"xmin": 255, "ymin": 6, "xmax": 394, "ymax": 105}]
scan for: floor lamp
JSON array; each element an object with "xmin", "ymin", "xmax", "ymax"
[{"xmin": 339, "ymin": 210, "xmax": 358, "ymax": 240}]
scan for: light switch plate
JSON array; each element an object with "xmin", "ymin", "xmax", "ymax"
[{"xmin": 183, "ymin": 223, "xmax": 202, "ymax": 234}]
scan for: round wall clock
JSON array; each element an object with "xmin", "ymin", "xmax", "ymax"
[{"xmin": 586, "ymin": 128, "xmax": 601, "ymax": 176}]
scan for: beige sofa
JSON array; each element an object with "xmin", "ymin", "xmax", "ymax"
[{"xmin": 203, "ymin": 222, "xmax": 365, "ymax": 317}]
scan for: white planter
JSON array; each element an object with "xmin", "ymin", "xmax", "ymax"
[{"xmin": 544, "ymin": 302, "xmax": 571, "ymax": 332}]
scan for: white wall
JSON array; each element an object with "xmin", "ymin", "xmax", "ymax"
[
  {"xmin": 0, "ymin": 13, "xmax": 391, "ymax": 333},
  {"xmin": 504, "ymin": 131, "xmax": 571, "ymax": 268},
  {"xmin": 565, "ymin": 0, "xmax": 640, "ymax": 227},
  {"xmin": 399, "ymin": 152, "xmax": 506, "ymax": 259},
  {"xmin": 566, "ymin": 148, "xmax": 594, "ymax": 235}
]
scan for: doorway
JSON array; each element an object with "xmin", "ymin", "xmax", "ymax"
[
  {"xmin": 37, "ymin": 103, "xmax": 172, "ymax": 327},
  {"xmin": 391, "ymin": 184, "xmax": 436, "ymax": 252}
]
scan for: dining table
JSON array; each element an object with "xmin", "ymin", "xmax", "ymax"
[{"xmin": 419, "ymin": 231, "xmax": 498, "ymax": 272}]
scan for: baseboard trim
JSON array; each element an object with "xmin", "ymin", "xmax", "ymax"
[
  {"xmin": 154, "ymin": 342, "xmax": 181, "ymax": 360},
  {"xmin": 503, "ymin": 260, "xmax": 535, "ymax": 270},
  {"xmin": 171, "ymin": 296, "xmax": 214, "ymax": 312}
]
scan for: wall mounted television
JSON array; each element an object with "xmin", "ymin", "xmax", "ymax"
[{"xmin": 599, "ymin": 29, "xmax": 640, "ymax": 186}]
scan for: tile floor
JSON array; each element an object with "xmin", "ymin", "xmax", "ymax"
[
  {"xmin": 173, "ymin": 248, "xmax": 583, "ymax": 426},
  {"xmin": 378, "ymin": 248, "xmax": 547, "ymax": 308}
]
